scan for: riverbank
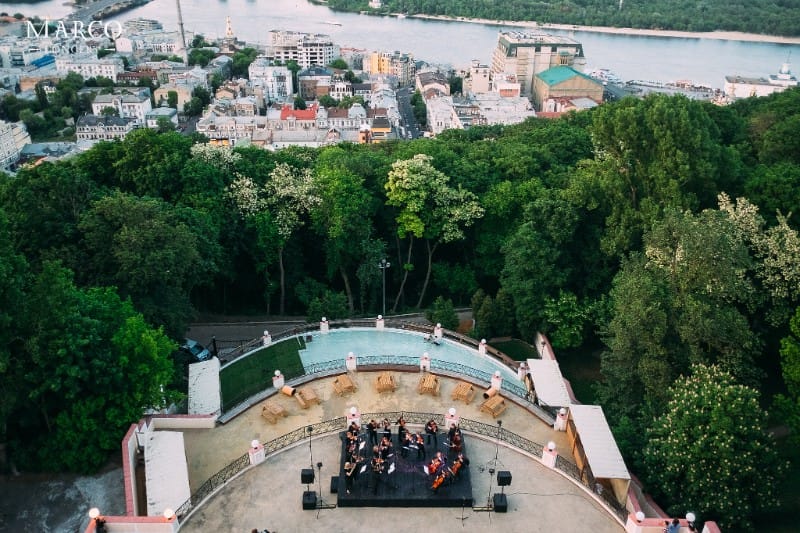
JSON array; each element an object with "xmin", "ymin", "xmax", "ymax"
[{"xmin": 411, "ymin": 14, "xmax": 800, "ymax": 45}]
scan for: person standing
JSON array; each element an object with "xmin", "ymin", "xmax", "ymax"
[
  {"xmin": 344, "ymin": 461, "xmax": 356, "ymax": 494},
  {"xmin": 367, "ymin": 419, "xmax": 378, "ymax": 445},
  {"xmin": 425, "ymin": 419, "xmax": 438, "ymax": 447}
]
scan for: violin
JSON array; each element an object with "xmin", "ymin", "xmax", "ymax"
[{"xmin": 450, "ymin": 459, "xmax": 462, "ymax": 477}]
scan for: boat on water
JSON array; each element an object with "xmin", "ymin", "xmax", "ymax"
[
  {"xmin": 324, "ymin": 20, "xmax": 342, "ymax": 26},
  {"xmin": 588, "ymin": 68, "xmax": 622, "ymax": 85}
]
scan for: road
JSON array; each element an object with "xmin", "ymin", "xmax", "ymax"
[
  {"xmin": 67, "ymin": 0, "xmax": 147, "ymax": 25},
  {"xmin": 396, "ymin": 87, "xmax": 422, "ymax": 139}
]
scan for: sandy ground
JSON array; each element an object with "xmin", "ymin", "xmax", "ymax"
[{"xmin": 411, "ymin": 14, "xmax": 800, "ymax": 45}]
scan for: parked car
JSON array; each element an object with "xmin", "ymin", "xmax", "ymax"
[{"xmin": 180, "ymin": 339, "xmax": 211, "ymax": 363}]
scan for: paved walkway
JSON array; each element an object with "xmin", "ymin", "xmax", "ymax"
[{"xmin": 177, "ymin": 371, "xmax": 624, "ymax": 533}]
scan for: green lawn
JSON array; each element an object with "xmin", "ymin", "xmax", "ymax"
[
  {"xmin": 492, "ymin": 339, "xmax": 538, "ymax": 361},
  {"xmin": 220, "ymin": 337, "xmax": 306, "ymax": 411}
]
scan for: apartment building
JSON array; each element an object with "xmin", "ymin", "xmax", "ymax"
[
  {"xmin": 76, "ymin": 115, "xmax": 137, "ymax": 144},
  {"xmin": 55, "ymin": 55, "xmax": 124, "ymax": 82},
  {"xmin": 365, "ymin": 51, "xmax": 415, "ymax": 87},
  {"xmin": 0, "ymin": 120, "xmax": 31, "ymax": 169},
  {"xmin": 248, "ymin": 57, "xmax": 293, "ymax": 102},
  {"xmin": 266, "ymin": 30, "xmax": 340, "ymax": 69},
  {"xmin": 91, "ymin": 89, "xmax": 153, "ymax": 125}
]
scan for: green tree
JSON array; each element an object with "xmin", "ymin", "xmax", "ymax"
[
  {"xmin": 318, "ymin": 94, "xmax": 338, "ymax": 108},
  {"xmin": 294, "ymin": 96, "xmax": 307, "ymax": 110},
  {"xmin": 642, "ymin": 364, "xmax": 784, "ymax": 530},
  {"xmin": 385, "ymin": 154, "xmax": 483, "ymax": 310},
  {"xmin": 775, "ymin": 306, "xmax": 800, "ymax": 445},
  {"xmin": 426, "ymin": 296, "xmax": 459, "ymax": 331},
  {"xmin": 232, "ymin": 48, "xmax": 259, "ymax": 78},
  {"xmin": 8, "ymin": 262, "xmax": 175, "ymax": 472},
  {"xmin": 167, "ymin": 90, "xmax": 178, "ymax": 109},
  {"xmin": 328, "ymin": 58, "xmax": 348, "ymax": 70}
]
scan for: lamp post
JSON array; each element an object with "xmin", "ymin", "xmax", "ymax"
[{"xmin": 378, "ymin": 258, "xmax": 391, "ymax": 316}]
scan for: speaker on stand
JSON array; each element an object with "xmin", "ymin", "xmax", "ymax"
[{"xmin": 493, "ymin": 470, "xmax": 512, "ymax": 513}]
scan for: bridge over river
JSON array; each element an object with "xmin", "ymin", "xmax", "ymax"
[{"xmin": 65, "ymin": 0, "xmax": 150, "ymax": 25}]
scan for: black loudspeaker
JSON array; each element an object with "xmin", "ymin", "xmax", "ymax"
[
  {"xmin": 330, "ymin": 476, "xmax": 339, "ymax": 494},
  {"xmin": 493, "ymin": 493, "xmax": 508, "ymax": 512},
  {"xmin": 301, "ymin": 468, "xmax": 315, "ymax": 484},
  {"xmin": 497, "ymin": 470, "xmax": 512, "ymax": 486},
  {"xmin": 302, "ymin": 491, "xmax": 317, "ymax": 510}
]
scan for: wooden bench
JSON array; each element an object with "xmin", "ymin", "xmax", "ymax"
[
  {"xmin": 480, "ymin": 394, "xmax": 507, "ymax": 418},
  {"xmin": 418, "ymin": 373, "xmax": 440, "ymax": 396},
  {"xmin": 296, "ymin": 387, "xmax": 320, "ymax": 409},
  {"xmin": 332, "ymin": 374, "xmax": 357, "ymax": 396},
  {"xmin": 376, "ymin": 372, "xmax": 396, "ymax": 393},
  {"xmin": 451, "ymin": 382, "xmax": 475, "ymax": 404},
  {"xmin": 261, "ymin": 401, "xmax": 287, "ymax": 424}
]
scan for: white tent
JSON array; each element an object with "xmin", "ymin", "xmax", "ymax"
[
  {"xmin": 526, "ymin": 358, "xmax": 572, "ymax": 408},
  {"xmin": 145, "ymin": 431, "xmax": 191, "ymax": 516},
  {"xmin": 567, "ymin": 404, "xmax": 630, "ymax": 505}
]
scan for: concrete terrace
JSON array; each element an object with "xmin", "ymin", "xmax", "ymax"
[{"xmin": 176, "ymin": 372, "xmax": 625, "ymax": 533}]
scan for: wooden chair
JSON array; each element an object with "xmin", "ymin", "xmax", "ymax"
[
  {"xmin": 261, "ymin": 401, "xmax": 287, "ymax": 424},
  {"xmin": 451, "ymin": 382, "xmax": 475, "ymax": 404},
  {"xmin": 480, "ymin": 394, "xmax": 507, "ymax": 418},
  {"xmin": 296, "ymin": 387, "xmax": 320, "ymax": 409},
  {"xmin": 376, "ymin": 372, "xmax": 396, "ymax": 393}
]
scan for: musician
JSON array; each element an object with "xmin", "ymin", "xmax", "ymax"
[
  {"xmin": 425, "ymin": 419, "xmax": 438, "ymax": 447},
  {"xmin": 381, "ymin": 418, "xmax": 391, "ymax": 442},
  {"xmin": 348, "ymin": 421, "xmax": 360, "ymax": 436},
  {"xmin": 449, "ymin": 453, "xmax": 469, "ymax": 480},
  {"xmin": 370, "ymin": 455, "xmax": 384, "ymax": 494},
  {"xmin": 396, "ymin": 416, "xmax": 408, "ymax": 443},
  {"xmin": 367, "ymin": 419, "xmax": 378, "ymax": 445},
  {"xmin": 414, "ymin": 432, "xmax": 426, "ymax": 460},
  {"xmin": 379, "ymin": 436, "xmax": 393, "ymax": 460},
  {"xmin": 400, "ymin": 431, "xmax": 412, "ymax": 458},
  {"xmin": 344, "ymin": 461, "xmax": 357, "ymax": 494},
  {"xmin": 428, "ymin": 451, "xmax": 445, "ymax": 476},
  {"xmin": 449, "ymin": 432, "xmax": 463, "ymax": 456},
  {"xmin": 448, "ymin": 423, "xmax": 461, "ymax": 443}
]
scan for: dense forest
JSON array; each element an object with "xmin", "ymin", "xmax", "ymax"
[
  {"xmin": 2, "ymin": 88, "xmax": 800, "ymax": 527},
  {"xmin": 322, "ymin": 0, "xmax": 800, "ymax": 37}
]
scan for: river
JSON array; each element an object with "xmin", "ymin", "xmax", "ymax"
[{"xmin": 2, "ymin": 0, "xmax": 800, "ymax": 88}]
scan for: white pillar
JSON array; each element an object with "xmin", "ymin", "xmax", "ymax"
[
  {"xmin": 517, "ymin": 361, "xmax": 528, "ymax": 381},
  {"xmin": 491, "ymin": 370, "xmax": 502, "ymax": 390},
  {"xmin": 433, "ymin": 323, "xmax": 443, "ymax": 339},
  {"xmin": 478, "ymin": 338, "xmax": 487, "ymax": 356},
  {"xmin": 624, "ymin": 512, "xmax": 647, "ymax": 533},
  {"xmin": 262, "ymin": 330, "xmax": 272, "ymax": 346},
  {"xmin": 420, "ymin": 352, "xmax": 431, "ymax": 372},
  {"xmin": 272, "ymin": 370, "xmax": 284, "ymax": 390},
  {"xmin": 248, "ymin": 439, "xmax": 266, "ymax": 466},
  {"xmin": 376, "ymin": 314, "xmax": 385, "ymax": 330},
  {"xmin": 320, "ymin": 317, "xmax": 329, "ymax": 334},
  {"xmin": 554, "ymin": 407, "xmax": 568, "ymax": 431},
  {"xmin": 345, "ymin": 351, "xmax": 357, "ymax": 371},
  {"xmin": 444, "ymin": 407, "xmax": 459, "ymax": 427},
  {"xmin": 542, "ymin": 441, "xmax": 558, "ymax": 468},
  {"xmin": 347, "ymin": 405, "xmax": 361, "ymax": 427}
]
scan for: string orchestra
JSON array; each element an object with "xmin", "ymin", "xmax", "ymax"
[{"xmin": 340, "ymin": 417, "xmax": 468, "ymax": 496}]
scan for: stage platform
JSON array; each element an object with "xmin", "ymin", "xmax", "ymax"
[{"xmin": 334, "ymin": 430, "xmax": 473, "ymax": 508}]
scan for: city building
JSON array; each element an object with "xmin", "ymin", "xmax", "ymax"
[
  {"xmin": 145, "ymin": 107, "xmax": 179, "ymax": 129},
  {"xmin": 723, "ymin": 62, "xmax": 799, "ymax": 101},
  {"xmin": 248, "ymin": 57, "xmax": 293, "ymax": 103},
  {"xmin": 75, "ymin": 115, "xmax": 137, "ymax": 144},
  {"xmin": 91, "ymin": 88, "xmax": 153, "ymax": 125},
  {"xmin": 298, "ymin": 66, "xmax": 333, "ymax": 100},
  {"xmin": 416, "ymin": 70, "xmax": 450, "ymax": 99},
  {"xmin": 465, "ymin": 60, "xmax": 491, "ymax": 95},
  {"xmin": 154, "ymin": 83, "xmax": 193, "ymax": 110},
  {"xmin": 491, "ymin": 31, "xmax": 587, "ymax": 98},
  {"xmin": 266, "ymin": 30, "xmax": 340, "ymax": 69},
  {"xmin": 365, "ymin": 51, "xmax": 416, "ymax": 87},
  {"xmin": 532, "ymin": 66, "xmax": 603, "ymax": 111},
  {"xmin": 123, "ymin": 18, "xmax": 164, "ymax": 33},
  {"xmin": 55, "ymin": 55, "xmax": 124, "ymax": 83},
  {"xmin": 115, "ymin": 30, "xmax": 182, "ymax": 56},
  {"xmin": 0, "ymin": 119, "xmax": 31, "ymax": 169}
]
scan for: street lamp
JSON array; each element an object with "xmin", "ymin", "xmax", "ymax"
[{"xmin": 378, "ymin": 258, "xmax": 391, "ymax": 316}]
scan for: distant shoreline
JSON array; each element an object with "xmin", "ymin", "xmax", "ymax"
[{"xmin": 410, "ymin": 14, "xmax": 800, "ymax": 45}]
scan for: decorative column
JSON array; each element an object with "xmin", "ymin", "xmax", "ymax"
[
  {"xmin": 248, "ymin": 439, "xmax": 266, "ymax": 466},
  {"xmin": 347, "ymin": 405, "xmax": 361, "ymax": 427},
  {"xmin": 376, "ymin": 314, "xmax": 385, "ymax": 330},
  {"xmin": 491, "ymin": 370, "xmax": 503, "ymax": 390},
  {"xmin": 320, "ymin": 317, "xmax": 329, "ymax": 334},
  {"xmin": 554, "ymin": 407, "xmax": 568, "ymax": 431},
  {"xmin": 420, "ymin": 352, "xmax": 431, "ymax": 372},
  {"xmin": 346, "ymin": 351, "xmax": 357, "ymax": 372},
  {"xmin": 444, "ymin": 407, "xmax": 459, "ymax": 428},
  {"xmin": 262, "ymin": 330, "xmax": 272, "ymax": 347},
  {"xmin": 541, "ymin": 441, "xmax": 558, "ymax": 468},
  {"xmin": 517, "ymin": 361, "xmax": 528, "ymax": 381},
  {"xmin": 478, "ymin": 338, "xmax": 487, "ymax": 356},
  {"xmin": 272, "ymin": 370, "xmax": 284, "ymax": 389}
]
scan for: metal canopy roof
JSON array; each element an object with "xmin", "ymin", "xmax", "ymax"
[{"xmin": 569, "ymin": 404, "xmax": 630, "ymax": 480}]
